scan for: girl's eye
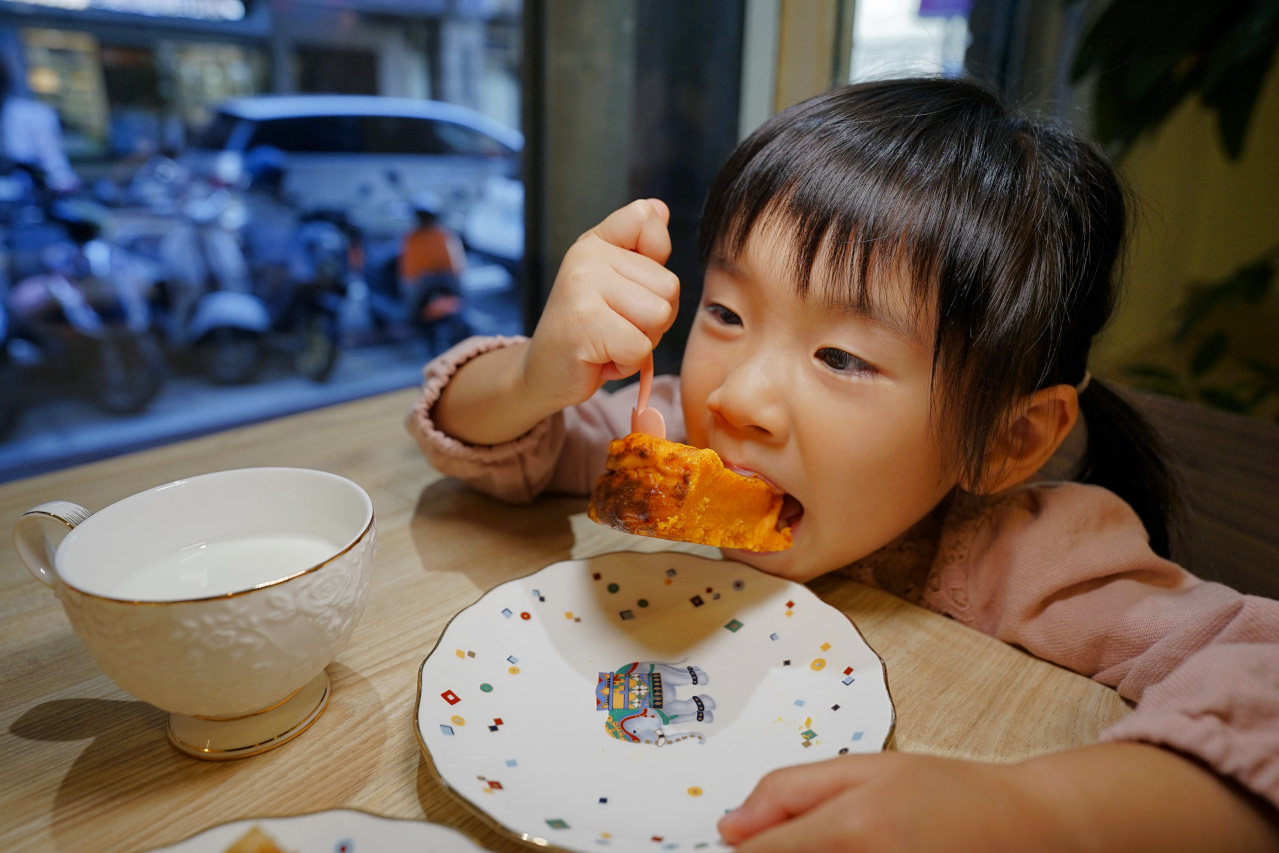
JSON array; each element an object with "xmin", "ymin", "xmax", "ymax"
[
  {"xmin": 705, "ymin": 303, "xmax": 742, "ymax": 326},
  {"xmin": 815, "ymin": 347, "xmax": 875, "ymax": 375}
]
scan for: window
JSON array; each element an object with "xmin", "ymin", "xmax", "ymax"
[
  {"xmin": 433, "ymin": 122, "xmax": 511, "ymax": 157},
  {"xmin": 361, "ymin": 115, "xmax": 448, "ymax": 155},
  {"xmin": 0, "ymin": 1, "xmax": 527, "ymax": 483},
  {"xmin": 848, "ymin": 0, "xmax": 970, "ymax": 82},
  {"xmin": 247, "ymin": 115, "xmax": 362, "ymax": 153},
  {"xmin": 192, "ymin": 110, "xmax": 239, "ymax": 149}
]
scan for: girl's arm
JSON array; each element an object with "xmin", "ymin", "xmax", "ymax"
[
  {"xmin": 942, "ymin": 482, "xmax": 1279, "ymax": 811},
  {"xmin": 718, "ymin": 742, "xmax": 1279, "ymax": 852},
  {"xmin": 432, "ymin": 199, "xmax": 679, "ymax": 446},
  {"xmin": 405, "ymin": 339, "xmax": 682, "ymax": 503}
]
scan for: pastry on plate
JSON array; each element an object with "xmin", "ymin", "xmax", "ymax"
[
  {"xmin": 223, "ymin": 826, "xmax": 290, "ymax": 853},
  {"xmin": 588, "ymin": 432, "xmax": 793, "ymax": 552}
]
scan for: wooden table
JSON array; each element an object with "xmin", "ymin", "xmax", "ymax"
[{"xmin": 0, "ymin": 388, "xmax": 1131, "ymax": 852}]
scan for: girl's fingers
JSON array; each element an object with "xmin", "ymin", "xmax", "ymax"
[
  {"xmin": 644, "ymin": 197, "xmax": 671, "ymax": 223},
  {"xmin": 600, "ymin": 275, "xmax": 677, "ymax": 341},
  {"xmin": 717, "ymin": 757, "xmax": 876, "ymax": 844},
  {"xmin": 552, "ymin": 292, "xmax": 654, "ymax": 375},
  {"xmin": 634, "ymin": 198, "xmax": 671, "ymax": 262},
  {"xmin": 728, "ymin": 794, "xmax": 870, "ymax": 853},
  {"xmin": 589, "ymin": 198, "xmax": 672, "ymax": 263},
  {"xmin": 598, "ymin": 361, "xmax": 637, "ymax": 383},
  {"xmin": 606, "ymin": 246, "xmax": 680, "ymax": 303},
  {"xmin": 555, "ymin": 235, "xmax": 678, "ymax": 348},
  {"xmin": 530, "ymin": 198, "xmax": 677, "ymax": 397},
  {"xmin": 584, "ymin": 322, "xmax": 654, "ymax": 379}
]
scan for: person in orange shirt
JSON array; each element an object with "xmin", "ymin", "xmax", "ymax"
[{"xmin": 398, "ymin": 192, "xmax": 472, "ymax": 351}]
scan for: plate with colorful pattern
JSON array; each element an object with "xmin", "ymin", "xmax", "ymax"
[
  {"xmin": 150, "ymin": 809, "xmax": 491, "ymax": 852},
  {"xmin": 414, "ymin": 552, "xmax": 894, "ymax": 852}
]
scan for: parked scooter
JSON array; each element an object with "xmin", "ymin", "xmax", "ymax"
[
  {"xmin": 123, "ymin": 161, "xmax": 272, "ymax": 385},
  {"xmin": 3, "ymin": 197, "xmax": 165, "ymax": 417},
  {"xmin": 3, "ymin": 163, "xmax": 77, "ymax": 287},
  {"xmin": 353, "ymin": 169, "xmax": 475, "ymax": 353},
  {"xmin": 238, "ymin": 148, "xmax": 346, "ymax": 381}
]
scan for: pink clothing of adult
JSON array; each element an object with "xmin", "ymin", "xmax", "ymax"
[{"xmin": 406, "ymin": 335, "xmax": 1279, "ymax": 811}]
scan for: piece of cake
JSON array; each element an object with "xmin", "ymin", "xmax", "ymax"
[
  {"xmin": 588, "ymin": 432, "xmax": 793, "ymax": 551},
  {"xmin": 223, "ymin": 827, "xmax": 289, "ymax": 853}
]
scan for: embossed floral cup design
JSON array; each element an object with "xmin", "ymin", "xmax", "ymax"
[{"xmin": 13, "ymin": 467, "xmax": 375, "ymax": 760}]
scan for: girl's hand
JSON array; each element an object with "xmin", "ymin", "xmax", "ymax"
[
  {"xmin": 522, "ymin": 198, "xmax": 679, "ymax": 412},
  {"xmin": 717, "ymin": 752, "xmax": 1061, "ymax": 853},
  {"xmin": 432, "ymin": 199, "xmax": 678, "ymax": 445},
  {"xmin": 717, "ymin": 745, "xmax": 1279, "ymax": 853}
]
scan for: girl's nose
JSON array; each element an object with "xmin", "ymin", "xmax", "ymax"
[{"xmin": 705, "ymin": 351, "xmax": 788, "ymax": 439}]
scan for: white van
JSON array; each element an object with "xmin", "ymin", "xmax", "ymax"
[{"xmin": 182, "ymin": 94, "xmax": 523, "ymax": 236}]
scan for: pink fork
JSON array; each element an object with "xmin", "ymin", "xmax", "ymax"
[{"xmin": 630, "ymin": 352, "xmax": 666, "ymax": 439}]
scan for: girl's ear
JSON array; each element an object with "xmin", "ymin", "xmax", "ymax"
[{"xmin": 969, "ymin": 385, "xmax": 1079, "ymax": 494}]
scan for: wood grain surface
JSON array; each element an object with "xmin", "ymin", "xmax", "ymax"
[{"xmin": 0, "ymin": 388, "xmax": 1131, "ymax": 852}]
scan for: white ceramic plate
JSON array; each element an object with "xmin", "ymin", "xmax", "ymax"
[
  {"xmin": 415, "ymin": 552, "xmax": 894, "ymax": 852},
  {"xmin": 150, "ymin": 809, "xmax": 490, "ymax": 852}
]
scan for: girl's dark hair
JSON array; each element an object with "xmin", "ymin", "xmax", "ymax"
[{"xmin": 699, "ymin": 77, "xmax": 1179, "ymax": 557}]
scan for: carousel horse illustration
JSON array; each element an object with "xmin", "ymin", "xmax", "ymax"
[{"xmin": 596, "ymin": 661, "xmax": 716, "ymax": 746}]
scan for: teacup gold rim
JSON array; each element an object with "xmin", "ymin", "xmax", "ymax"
[
  {"xmin": 167, "ymin": 671, "xmax": 330, "ymax": 759},
  {"xmin": 190, "ymin": 681, "xmax": 308, "ymax": 721},
  {"xmin": 58, "ymin": 514, "xmax": 375, "ymax": 606}
]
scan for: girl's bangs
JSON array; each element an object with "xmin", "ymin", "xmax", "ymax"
[{"xmin": 706, "ymin": 140, "xmax": 943, "ymax": 334}]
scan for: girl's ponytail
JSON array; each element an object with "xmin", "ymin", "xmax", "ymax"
[{"xmin": 1076, "ymin": 379, "xmax": 1181, "ymax": 559}]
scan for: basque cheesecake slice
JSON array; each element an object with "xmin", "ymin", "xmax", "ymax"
[{"xmin": 588, "ymin": 432, "xmax": 793, "ymax": 552}]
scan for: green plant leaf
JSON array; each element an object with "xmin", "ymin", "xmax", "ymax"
[
  {"xmin": 1122, "ymin": 363, "xmax": 1186, "ymax": 397},
  {"xmin": 1121, "ymin": 40, "xmax": 1189, "ymax": 104},
  {"xmin": 1174, "ymin": 285, "xmax": 1227, "ymax": 340},
  {"xmin": 1202, "ymin": 47, "xmax": 1279, "ymax": 159},
  {"xmin": 1069, "ymin": 0, "xmax": 1135, "ymax": 82},
  {"xmin": 1199, "ymin": 0, "xmax": 1279, "ymax": 92},
  {"xmin": 1123, "ymin": 363, "xmax": 1177, "ymax": 380},
  {"xmin": 1242, "ymin": 357, "xmax": 1279, "ymax": 390},
  {"xmin": 1189, "ymin": 331, "xmax": 1230, "ymax": 376},
  {"xmin": 1226, "ymin": 258, "xmax": 1276, "ymax": 302},
  {"xmin": 1244, "ymin": 382, "xmax": 1273, "ymax": 409},
  {"xmin": 1173, "ymin": 259, "xmax": 1275, "ymax": 339},
  {"xmin": 1198, "ymin": 385, "xmax": 1253, "ymax": 412},
  {"xmin": 1071, "ymin": 0, "xmax": 1279, "ymax": 159}
]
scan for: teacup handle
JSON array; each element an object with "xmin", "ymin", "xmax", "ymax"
[{"xmin": 13, "ymin": 501, "xmax": 93, "ymax": 588}]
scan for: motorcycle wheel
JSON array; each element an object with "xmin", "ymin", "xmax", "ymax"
[
  {"xmin": 90, "ymin": 331, "xmax": 165, "ymax": 414},
  {"xmin": 199, "ymin": 327, "xmax": 263, "ymax": 385},
  {"xmin": 293, "ymin": 310, "xmax": 340, "ymax": 382}
]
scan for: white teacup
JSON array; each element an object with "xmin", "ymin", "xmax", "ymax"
[{"xmin": 13, "ymin": 467, "xmax": 375, "ymax": 760}]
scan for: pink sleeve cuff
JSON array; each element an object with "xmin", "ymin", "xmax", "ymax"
[
  {"xmin": 1098, "ymin": 622, "xmax": 1279, "ymax": 810},
  {"xmin": 404, "ymin": 335, "xmax": 567, "ymax": 503}
]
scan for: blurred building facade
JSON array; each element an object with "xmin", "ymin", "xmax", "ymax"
[{"xmin": 0, "ymin": 0, "xmax": 521, "ymax": 164}]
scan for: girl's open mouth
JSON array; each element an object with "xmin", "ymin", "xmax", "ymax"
[
  {"xmin": 777, "ymin": 493, "xmax": 805, "ymax": 531},
  {"xmin": 723, "ymin": 461, "xmax": 805, "ymax": 533}
]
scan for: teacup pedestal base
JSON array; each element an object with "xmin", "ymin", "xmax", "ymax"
[{"xmin": 167, "ymin": 671, "xmax": 331, "ymax": 760}]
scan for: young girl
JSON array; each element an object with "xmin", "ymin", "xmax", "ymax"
[{"xmin": 408, "ymin": 78, "xmax": 1279, "ymax": 851}]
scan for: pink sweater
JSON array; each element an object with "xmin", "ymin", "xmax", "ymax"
[{"xmin": 407, "ymin": 335, "xmax": 1279, "ymax": 810}]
